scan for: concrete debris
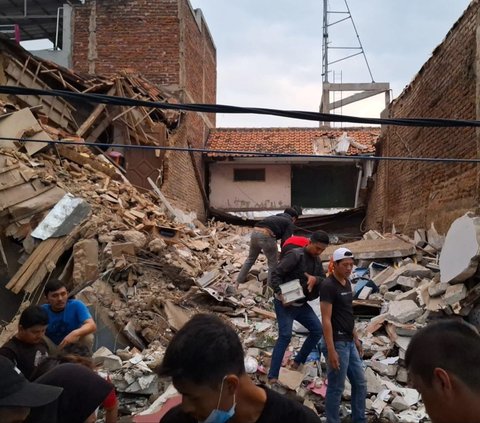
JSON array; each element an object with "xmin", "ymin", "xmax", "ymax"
[
  {"xmin": 387, "ymin": 300, "xmax": 423, "ymax": 324},
  {"xmin": 0, "ymin": 88, "xmax": 479, "ymax": 423},
  {"xmin": 439, "ymin": 212, "xmax": 480, "ymax": 283}
]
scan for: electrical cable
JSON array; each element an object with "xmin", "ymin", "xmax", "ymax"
[
  {"xmin": 1, "ymin": 85, "xmax": 480, "ymax": 127},
  {"xmin": 3, "ymin": 136, "xmax": 480, "ymax": 164}
]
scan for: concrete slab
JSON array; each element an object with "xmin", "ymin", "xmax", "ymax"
[
  {"xmin": 321, "ymin": 238, "xmax": 416, "ymax": 261},
  {"xmin": 440, "ymin": 212, "xmax": 480, "ymax": 284},
  {"xmin": 388, "ymin": 300, "xmax": 422, "ymax": 323}
]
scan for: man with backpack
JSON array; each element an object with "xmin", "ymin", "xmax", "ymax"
[{"xmin": 268, "ymin": 230, "xmax": 330, "ymax": 383}]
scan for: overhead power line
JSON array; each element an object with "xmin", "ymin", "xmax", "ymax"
[
  {"xmin": 0, "ymin": 85, "xmax": 480, "ymax": 127},
  {"xmin": 2, "ymin": 136, "xmax": 480, "ymax": 165}
]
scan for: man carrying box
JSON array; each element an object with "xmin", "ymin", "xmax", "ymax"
[{"xmin": 267, "ymin": 230, "xmax": 330, "ymax": 384}]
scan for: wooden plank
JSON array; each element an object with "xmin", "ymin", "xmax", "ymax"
[
  {"xmin": 8, "ymin": 186, "xmax": 66, "ymax": 222},
  {"xmin": 56, "ymin": 145, "xmax": 120, "ymax": 180},
  {"xmin": 251, "ymin": 306, "xmax": 276, "ymax": 320},
  {"xmin": 77, "ymin": 86, "xmax": 116, "ymax": 137},
  {"xmin": 6, "ymin": 238, "xmax": 58, "ymax": 291},
  {"xmin": 24, "ymin": 229, "xmax": 80, "ymax": 294},
  {"xmin": 0, "ymin": 179, "xmax": 55, "ymax": 211}
]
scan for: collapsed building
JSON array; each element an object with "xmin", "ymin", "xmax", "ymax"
[{"xmin": 0, "ymin": 1, "xmax": 480, "ymax": 422}]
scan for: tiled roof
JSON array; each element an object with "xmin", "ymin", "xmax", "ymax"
[{"xmin": 206, "ymin": 127, "xmax": 380, "ymax": 158}]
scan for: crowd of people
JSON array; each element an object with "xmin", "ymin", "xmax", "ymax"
[{"xmin": 1, "ymin": 208, "xmax": 479, "ymax": 423}]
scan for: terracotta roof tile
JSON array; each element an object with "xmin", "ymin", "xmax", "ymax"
[{"xmin": 206, "ymin": 127, "xmax": 380, "ymax": 157}]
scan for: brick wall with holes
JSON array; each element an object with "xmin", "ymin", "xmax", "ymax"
[
  {"xmin": 71, "ymin": 0, "xmax": 216, "ymax": 219},
  {"xmin": 366, "ymin": 2, "xmax": 479, "ymax": 235}
]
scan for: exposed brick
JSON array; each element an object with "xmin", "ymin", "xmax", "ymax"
[
  {"xmin": 71, "ymin": 0, "xmax": 216, "ymax": 219},
  {"xmin": 366, "ymin": 1, "xmax": 479, "ymax": 234}
]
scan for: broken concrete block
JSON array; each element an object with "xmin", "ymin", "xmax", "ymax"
[
  {"xmin": 440, "ymin": 213, "xmax": 480, "ymax": 283},
  {"xmin": 443, "ymin": 284, "xmax": 468, "ymax": 306},
  {"xmin": 103, "ymin": 354, "xmax": 123, "ymax": 371},
  {"xmin": 391, "ymin": 395, "xmax": 409, "ymax": 412},
  {"xmin": 358, "ymin": 286, "xmax": 373, "ymax": 300},
  {"xmin": 414, "ymin": 229, "xmax": 427, "ymax": 246},
  {"xmin": 278, "ymin": 367, "xmax": 306, "ymax": 391},
  {"xmin": 382, "ymin": 408, "xmax": 399, "ymax": 423},
  {"xmin": 396, "ymin": 367, "xmax": 408, "ymax": 384},
  {"xmin": 369, "ymin": 360, "xmax": 398, "ymax": 377},
  {"xmin": 372, "ymin": 266, "xmax": 396, "ymax": 286},
  {"xmin": 427, "ymin": 222, "xmax": 445, "ymax": 251},
  {"xmin": 387, "ymin": 300, "xmax": 423, "ymax": 323},
  {"xmin": 365, "ymin": 367, "xmax": 384, "ymax": 394},
  {"xmin": 395, "ymin": 289, "xmax": 419, "ymax": 303},
  {"xmin": 428, "ymin": 282, "xmax": 449, "ymax": 297},
  {"xmin": 111, "ymin": 242, "xmax": 136, "ymax": 258},
  {"xmin": 392, "ymin": 395, "xmax": 410, "ymax": 413},
  {"xmin": 377, "ymin": 264, "xmax": 432, "ymax": 289},
  {"xmin": 384, "ymin": 291, "xmax": 400, "ymax": 301},
  {"xmin": 396, "ymin": 276, "xmax": 418, "ymax": 289}
]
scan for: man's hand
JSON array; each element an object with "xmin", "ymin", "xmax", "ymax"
[
  {"xmin": 59, "ymin": 330, "xmax": 81, "ymax": 349},
  {"xmin": 305, "ymin": 273, "xmax": 317, "ymax": 292},
  {"xmin": 328, "ymin": 348, "xmax": 341, "ymax": 370},
  {"xmin": 355, "ymin": 338, "xmax": 364, "ymax": 358},
  {"xmin": 279, "ymin": 294, "xmax": 291, "ymax": 307}
]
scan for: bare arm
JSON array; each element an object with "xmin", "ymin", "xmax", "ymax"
[
  {"xmin": 59, "ymin": 318, "xmax": 97, "ymax": 348},
  {"xmin": 105, "ymin": 402, "xmax": 118, "ymax": 423},
  {"xmin": 320, "ymin": 301, "xmax": 340, "ymax": 370}
]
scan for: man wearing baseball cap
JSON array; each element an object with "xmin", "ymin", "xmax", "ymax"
[
  {"xmin": 320, "ymin": 247, "xmax": 366, "ymax": 423},
  {"xmin": 0, "ymin": 355, "xmax": 62, "ymax": 423}
]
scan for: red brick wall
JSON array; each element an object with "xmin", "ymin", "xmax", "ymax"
[
  {"xmin": 366, "ymin": 2, "xmax": 480, "ymax": 235},
  {"xmin": 72, "ymin": 0, "xmax": 181, "ymax": 86},
  {"xmin": 71, "ymin": 0, "xmax": 216, "ymax": 219}
]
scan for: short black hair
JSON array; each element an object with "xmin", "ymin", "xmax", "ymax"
[
  {"xmin": 157, "ymin": 314, "xmax": 245, "ymax": 387},
  {"xmin": 44, "ymin": 279, "xmax": 67, "ymax": 296},
  {"xmin": 405, "ymin": 319, "xmax": 480, "ymax": 392},
  {"xmin": 284, "ymin": 207, "xmax": 299, "ymax": 218},
  {"xmin": 292, "ymin": 205, "xmax": 303, "ymax": 216},
  {"xmin": 310, "ymin": 230, "xmax": 329, "ymax": 245},
  {"xmin": 19, "ymin": 305, "xmax": 48, "ymax": 329}
]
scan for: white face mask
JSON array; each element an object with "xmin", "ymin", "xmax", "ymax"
[{"xmin": 200, "ymin": 376, "xmax": 236, "ymax": 423}]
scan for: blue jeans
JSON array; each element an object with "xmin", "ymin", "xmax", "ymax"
[
  {"xmin": 237, "ymin": 231, "xmax": 278, "ymax": 285},
  {"xmin": 320, "ymin": 340, "xmax": 367, "ymax": 423},
  {"xmin": 268, "ymin": 299, "xmax": 322, "ymax": 380}
]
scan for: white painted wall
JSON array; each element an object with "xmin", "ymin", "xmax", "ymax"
[{"xmin": 209, "ymin": 163, "xmax": 291, "ymax": 210}]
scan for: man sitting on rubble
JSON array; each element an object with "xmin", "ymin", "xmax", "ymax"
[
  {"xmin": 157, "ymin": 313, "xmax": 320, "ymax": 423},
  {"xmin": 405, "ymin": 319, "xmax": 480, "ymax": 423},
  {"xmin": 267, "ymin": 230, "xmax": 329, "ymax": 384},
  {"xmin": 0, "ymin": 305, "xmax": 49, "ymax": 380},
  {"xmin": 320, "ymin": 247, "xmax": 366, "ymax": 423},
  {"xmin": 41, "ymin": 280, "xmax": 96, "ymax": 351},
  {"xmin": 236, "ymin": 207, "xmax": 302, "ymax": 287}
]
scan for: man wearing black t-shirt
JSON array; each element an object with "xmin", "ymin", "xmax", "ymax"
[
  {"xmin": 158, "ymin": 314, "xmax": 320, "ymax": 423},
  {"xmin": 320, "ymin": 248, "xmax": 366, "ymax": 423},
  {"xmin": 0, "ymin": 306, "xmax": 49, "ymax": 380}
]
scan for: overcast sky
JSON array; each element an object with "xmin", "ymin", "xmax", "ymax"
[{"xmin": 190, "ymin": 0, "xmax": 471, "ymax": 127}]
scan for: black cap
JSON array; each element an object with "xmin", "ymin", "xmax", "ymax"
[{"xmin": 0, "ymin": 356, "xmax": 62, "ymax": 408}]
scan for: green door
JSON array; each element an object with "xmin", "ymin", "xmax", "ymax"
[{"xmin": 291, "ymin": 164, "xmax": 358, "ymax": 208}]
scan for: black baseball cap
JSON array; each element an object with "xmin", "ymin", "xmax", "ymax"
[{"xmin": 0, "ymin": 356, "xmax": 62, "ymax": 408}]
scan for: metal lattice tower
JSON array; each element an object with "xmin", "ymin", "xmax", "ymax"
[{"xmin": 320, "ymin": 0, "xmax": 390, "ymax": 126}]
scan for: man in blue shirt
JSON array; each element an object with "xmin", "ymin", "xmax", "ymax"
[{"xmin": 41, "ymin": 280, "xmax": 96, "ymax": 351}]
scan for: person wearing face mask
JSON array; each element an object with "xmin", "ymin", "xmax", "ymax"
[{"xmin": 157, "ymin": 314, "xmax": 320, "ymax": 423}]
